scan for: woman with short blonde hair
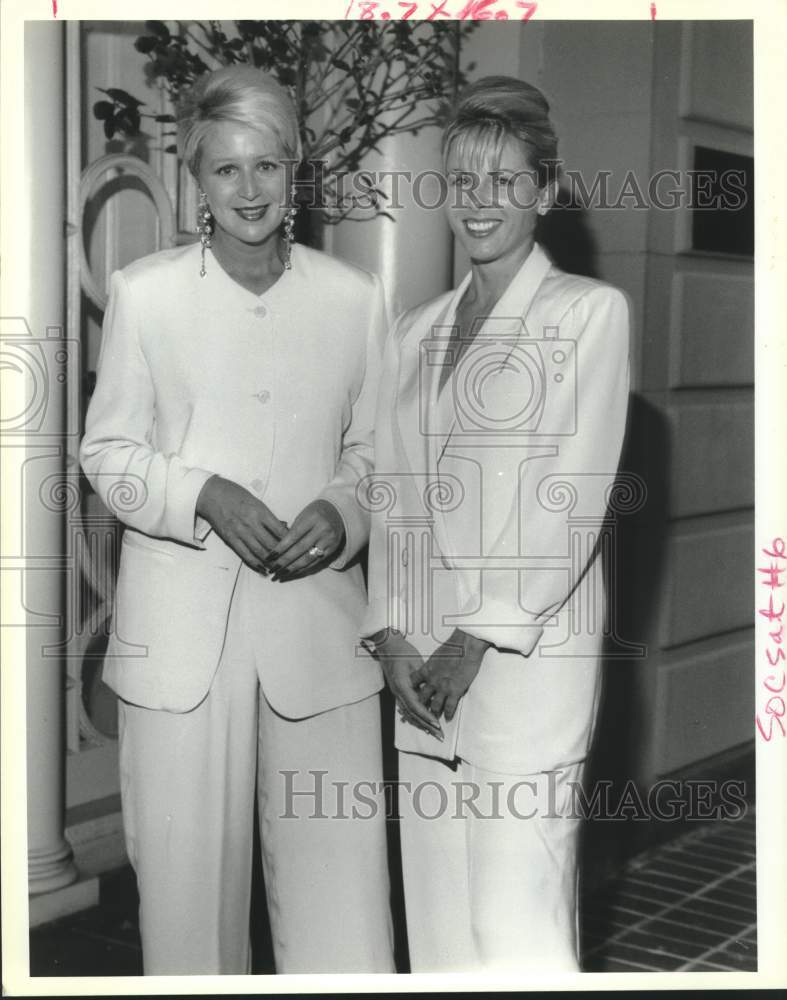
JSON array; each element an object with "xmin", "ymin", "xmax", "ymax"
[
  {"xmin": 81, "ymin": 65, "xmax": 394, "ymax": 975},
  {"xmin": 363, "ymin": 75, "xmax": 630, "ymax": 971},
  {"xmin": 177, "ymin": 65, "xmax": 302, "ymax": 175}
]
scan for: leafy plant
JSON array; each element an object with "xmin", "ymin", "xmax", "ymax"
[{"xmin": 94, "ymin": 19, "xmax": 477, "ymax": 223}]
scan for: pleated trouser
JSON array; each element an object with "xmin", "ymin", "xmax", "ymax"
[
  {"xmin": 398, "ymin": 750, "xmax": 583, "ymax": 972},
  {"xmin": 117, "ymin": 571, "xmax": 394, "ymax": 975}
]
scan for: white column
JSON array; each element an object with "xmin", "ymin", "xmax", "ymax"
[
  {"xmin": 23, "ymin": 20, "xmax": 79, "ymax": 898},
  {"xmin": 327, "ymin": 126, "xmax": 454, "ymax": 317}
]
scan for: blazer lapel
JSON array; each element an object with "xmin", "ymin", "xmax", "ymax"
[
  {"xmin": 404, "ymin": 276, "xmax": 469, "ymax": 476},
  {"xmin": 437, "ymin": 242, "xmax": 554, "ymax": 462},
  {"xmin": 484, "ymin": 241, "xmax": 553, "ymax": 331},
  {"xmin": 394, "ymin": 245, "xmax": 555, "ymax": 556}
]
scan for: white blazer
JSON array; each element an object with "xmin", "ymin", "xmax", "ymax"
[
  {"xmin": 363, "ymin": 243, "xmax": 631, "ymax": 774},
  {"xmin": 80, "ymin": 242, "xmax": 385, "ymax": 716}
]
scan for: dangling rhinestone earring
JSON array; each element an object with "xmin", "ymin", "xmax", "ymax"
[
  {"xmin": 197, "ymin": 190, "xmax": 214, "ymax": 278},
  {"xmin": 283, "ymin": 182, "xmax": 298, "ymax": 271}
]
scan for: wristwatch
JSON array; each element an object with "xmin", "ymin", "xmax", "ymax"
[{"xmin": 360, "ymin": 627, "xmax": 404, "ymax": 656}]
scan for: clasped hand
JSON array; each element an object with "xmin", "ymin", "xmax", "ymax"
[
  {"xmin": 376, "ymin": 628, "xmax": 491, "ymax": 740},
  {"xmin": 196, "ymin": 476, "xmax": 345, "ymax": 578},
  {"xmin": 375, "ymin": 633, "xmax": 443, "ymax": 740},
  {"xmin": 411, "ymin": 629, "xmax": 490, "ymax": 722}
]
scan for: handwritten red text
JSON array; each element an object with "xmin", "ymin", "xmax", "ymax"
[
  {"xmin": 757, "ymin": 536, "xmax": 786, "ymax": 742},
  {"xmin": 346, "ymin": 0, "xmax": 538, "ymax": 19}
]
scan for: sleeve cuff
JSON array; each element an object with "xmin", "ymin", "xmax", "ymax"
[
  {"xmin": 169, "ymin": 465, "xmax": 215, "ymax": 548},
  {"xmin": 194, "ymin": 514, "xmax": 212, "ymax": 545},
  {"xmin": 317, "ymin": 490, "xmax": 360, "ymax": 570},
  {"xmin": 451, "ymin": 597, "xmax": 547, "ymax": 657},
  {"xmin": 361, "ymin": 596, "xmax": 409, "ymax": 640}
]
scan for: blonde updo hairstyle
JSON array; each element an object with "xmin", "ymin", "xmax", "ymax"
[
  {"xmin": 176, "ymin": 65, "xmax": 302, "ymax": 178},
  {"xmin": 443, "ymin": 76, "xmax": 559, "ymax": 189}
]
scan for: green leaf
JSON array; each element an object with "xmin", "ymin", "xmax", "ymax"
[
  {"xmin": 103, "ymin": 87, "xmax": 144, "ymax": 108},
  {"xmin": 116, "ymin": 108, "xmax": 141, "ymax": 135},
  {"xmin": 237, "ymin": 20, "xmax": 264, "ymax": 38},
  {"xmin": 93, "ymin": 100, "xmax": 114, "ymax": 120},
  {"xmin": 145, "ymin": 21, "xmax": 171, "ymax": 40},
  {"xmin": 134, "ymin": 36, "xmax": 157, "ymax": 55}
]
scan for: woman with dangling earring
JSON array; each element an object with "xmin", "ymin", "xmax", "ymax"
[{"xmin": 80, "ymin": 65, "xmax": 394, "ymax": 975}]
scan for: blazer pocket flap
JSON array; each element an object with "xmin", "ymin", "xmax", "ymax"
[{"xmin": 111, "ymin": 543, "xmax": 236, "ymax": 669}]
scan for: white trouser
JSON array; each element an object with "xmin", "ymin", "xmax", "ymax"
[
  {"xmin": 117, "ymin": 575, "xmax": 394, "ymax": 975},
  {"xmin": 398, "ymin": 751, "xmax": 584, "ymax": 972}
]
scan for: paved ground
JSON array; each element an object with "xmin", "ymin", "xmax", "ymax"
[{"xmin": 30, "ymin": 808, "xmax": 756, "ymax": 976}]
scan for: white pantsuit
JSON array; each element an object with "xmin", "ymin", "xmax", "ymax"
[
  {"xmin": 119, "ymin": 566, "xmax": 392, "ymax": 974},
  {"xmin": 398, "ymin": 753, "xmax": 584, "ymax": 972},
  {"xmin": 81, "ymin": 243, "xmax": 394, "ymax": 973},
  {"xmin": 363, "ymin": 243, "xmax": 631, "ymax": 970}
]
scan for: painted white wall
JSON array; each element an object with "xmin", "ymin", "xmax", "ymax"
[{"xmin": 328, "ymin": 125, "xmax": 453, "ymax": 318}]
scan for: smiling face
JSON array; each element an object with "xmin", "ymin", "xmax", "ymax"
[
  {"xmin": 197, "ymin": 120, "xmax": 291, "ymax": 252},
  {"xmin": 445, "ymin": 133, "xmax": 553, "ymax": 268}
]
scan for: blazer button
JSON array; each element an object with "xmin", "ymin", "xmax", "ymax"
[
  {"xmin": 253, "ymin": 305, "xmax": 267, "ymax": 318},
  {"xmin": 254, "ymin": 389, "xmax": 271, "ymax": 404}
]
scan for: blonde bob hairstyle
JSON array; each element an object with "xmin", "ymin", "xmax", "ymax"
[
  {"xmin": 176, "ymin": 65, "xmax": 302, "ymax": 178},
  {"xmin": 443, "ymin": 76, "xmax": 559, "ymax": 189}
]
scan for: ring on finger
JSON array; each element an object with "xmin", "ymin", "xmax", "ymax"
[{"xmin": 308, "ymin": 545, "xmax": 326, "ymax": 559}]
